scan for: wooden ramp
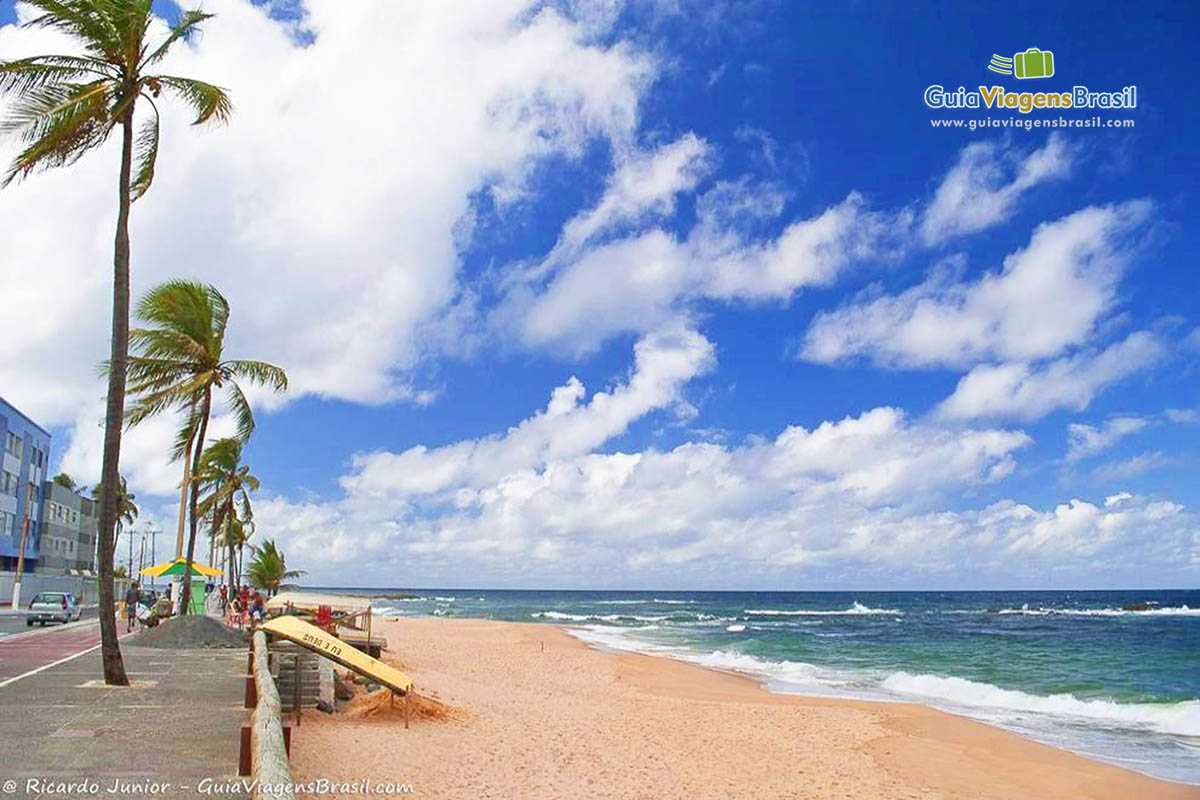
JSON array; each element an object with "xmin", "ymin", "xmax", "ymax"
[{"xmin": 260, "ymin": 615, "xmax": 412, "ymax": 695}]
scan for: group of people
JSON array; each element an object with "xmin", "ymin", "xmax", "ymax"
[
  {"xmin": 218, "ymin": 584, "xmax": 267, "ymax": 628},
  {"xmin": 122, "ymin": 580, "xmax": 268, "ymax": 632}
]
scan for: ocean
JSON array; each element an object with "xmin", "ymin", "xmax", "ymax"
[{"xmin": 316, "ymin": 587, "xmax": 1199, "ymax": 785}]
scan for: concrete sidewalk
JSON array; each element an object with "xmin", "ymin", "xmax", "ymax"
[{"xmin": 0, "ymin": 642, "xmax": 251, "ymax": 799}]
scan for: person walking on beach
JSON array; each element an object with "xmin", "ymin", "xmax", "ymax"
[{"xmin": 124, "ymin": 582, "xmax": 140, "ymax": 633}]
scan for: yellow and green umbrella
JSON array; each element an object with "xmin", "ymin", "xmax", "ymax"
[{"xmin": 139, "ymin": 557, "xmax": 222, "ymax": 579}]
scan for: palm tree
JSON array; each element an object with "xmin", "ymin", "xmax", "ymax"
[
  {"xmin": 221, "ymin": 513, "xmax": 252, "ymax": 591},
  {"xmin": 52, "ymin": 472, "xmax": 77, "ymax": 490},
  {"xmin": 91, "ymin": 474, "xmax": 138, "ymax": 550},
  {"xmin": 1, "ymin": 0, "xmax": 231, "ymax": 685},
  {"xmin": 246, "ymin": 540, "xmax": 304, "ymax": 597},
  {"xmin": 196, "ymin": 437, "xmax": 259, "ymax": 590},
  {"xmin": 125, "ymin": 280, "xmax": 286, "ymax": 614}
]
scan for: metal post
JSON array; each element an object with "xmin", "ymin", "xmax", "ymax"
[{"xmin": 148, "ymin": 526, "xmax": 158, "ymax": 594}]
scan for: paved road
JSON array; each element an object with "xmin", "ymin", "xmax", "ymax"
[
  {"xmin": 0, "ymin": 604, "xmax": 100, "ymax": 636},
  {"xmin": 0, "ymin": 618, "xmax": 127, "ymax": 686}
]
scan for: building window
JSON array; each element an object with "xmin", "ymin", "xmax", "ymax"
[
  {"xmin": 0, "ymin": 511, "xmax": 13, "ymax": 538},
  {"xmin": 1, "ymin": 470, "xmax": 17, "ymax": 498},
  {"xmin": 5, "ymin": 432, "xmax": 21, "ymax": 457}
]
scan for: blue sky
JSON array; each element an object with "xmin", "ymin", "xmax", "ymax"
[{"xmin": 1, "ymin": 0, "xmax": 1197, "ymax": 589}]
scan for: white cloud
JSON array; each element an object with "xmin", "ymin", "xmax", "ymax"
[
  {"xmin": 1089, "ymin": 451, "xmax": 1171, "ymax": 483},
  {"xmin": 552, "ymin": 133, "xmax": 712, "ymax": 261},
  {"xmin": 1164, "ymin": 408, "xmax": 1199, "ymax": 424},
  {"xmin": 254, "ymin": 328, "xmax": 1040, "ymax": 583},
  {"xmin": 803, "ymin": 201, "xmax": 1153, "ymax": 368},
  {"xmin": 937, "ymin": 331, "xmax": 1166, "ymax": 421},
  {"xmin": 255, "ymin": 381, "xmax": 1199, "ymax": 586},
  {"xmin": 342, "ymin": 324, "xmax": 715, "ymax": 500},
  {"xmin": 505, "ymin": 190, "xmax": 905, "ymax": 355},
  {"xmin": 1, "ymin": 0, "xmax": 662, "ymax": 493},
  {"xmin": 1066, "ymin": 416, "xmax": 1149, "ymax": 462},
  {"xmin": 0, "ymin": 5, "xmax": 654, "ymax": 403},
  {"xmin": 920, "ymin": 133, "xmax": 1077, "ymax": 244}
]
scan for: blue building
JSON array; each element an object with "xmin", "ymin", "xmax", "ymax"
[{"xmin": 0, "ymin": 396, "xmax": 51, "ymax": 572}]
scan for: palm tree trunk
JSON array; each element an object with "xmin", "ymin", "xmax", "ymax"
[
  {"xmin": 96, "ymin": 109, "xmax": 136, "ymax": 686},
  {"xmin": 178, "ymin": 387, "xmax": 211, "ymax": 615},
  {"xmin": 175, "ymin": 432, "xmax": 192, "ymax": 558},
  {"xmin": 207, "ymin": 507, "xmax": 216, "ymax": 567}
]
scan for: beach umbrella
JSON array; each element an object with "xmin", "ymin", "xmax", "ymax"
[{"xmin": 139, "ymin": 557, "xmax": 222, "ymax": 579}]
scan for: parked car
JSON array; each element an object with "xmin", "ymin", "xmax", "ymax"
[{"xmin": 26, "ymin": 592, "xmax": 82, "ymax": 626}]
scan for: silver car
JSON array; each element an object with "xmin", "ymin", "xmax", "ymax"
[{"xmin": 26, "ymin": 592, "xmax": 82, "ymax": 626}]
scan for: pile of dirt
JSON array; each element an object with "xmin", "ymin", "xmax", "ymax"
[
  {"xmin": 342, "ymin": 686, "xmax": 463, "ymax": 723},
  {"xmin": 128, "ymin": 614, "xmax": 248, "ymax": 649}
]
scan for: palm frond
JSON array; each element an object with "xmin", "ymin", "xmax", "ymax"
[
  {"xmin": 226, "ymin": 380, "xmax": 256, "ymax": 442},
  {"xmin": 123, "ymin": 376, "xmax": 208, "ymax": 428},
  {"xmin": 1, "ymin": 80, "xmax": 116, "ymax": 186},
  {"xmin": 134, "ymin": 280, "xmax": 217, "ymax": 342},
  {"xmin": 21, "ymin": 1, "xmax": 127, "ymax": 61},
  {"xmin": 140, "ymin": 9, "xmax": 213, "ymax": 68},
  {"xmin": 129, "ymin": 100, "xmax": 159, "ymax": 200},
  {"xmin": 171, "ymin": 402, "xmax": 201, "ymax": 462},
  {"xmin": 224, "ymin": 359, "xmax": 288, "ymax": 393},
  {"xmin": 0, "ymin": 55, "xmax": 113, "ymax": 94},
  {"xmin": 129, "ymin": 327, "xmax": 209, "ymax": 362},
  {"xmin": 154, "ymin": 74, "xmax": 232, "ymax": 126}
]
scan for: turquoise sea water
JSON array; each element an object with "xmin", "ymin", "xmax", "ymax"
[{"xmin": 317, "ymin": 588, "xmax": 1200, "ymax": 784}]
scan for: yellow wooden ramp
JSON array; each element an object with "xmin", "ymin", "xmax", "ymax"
[{"xmin": 261, "ymin": 614, "xmax": 412, "ymax": 694}]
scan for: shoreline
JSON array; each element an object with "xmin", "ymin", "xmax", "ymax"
[
  {"xmin": 289, "ymin": 617, "xmax": 1198, "ymax": 799},
  {"xmin": 561, "ymin": 620, "xmax": 1195, "ymax": 784}
]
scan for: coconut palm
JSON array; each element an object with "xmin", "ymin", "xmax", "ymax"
[
  {"xmin": 196, "ymin": 437, "xmax": 258, "ymax": 589},
  {"xmin": 124, "ymin": 280, "xmax": 286, "ymax": 614},
  {"xmin": 91, "ymin": 473, "xmax": 138, "ymax": 548},
  {"xmin": 0, "ymin": 0, "xmax": 231, "ymax": 685},
  {"xmin": 223, "ymin": 513, "xmax": 252, "ymax": 591},
  {"xmin": 245, "ymin": 539, "xmax": 304, "ymax": 597},
  {"xmin": 90, "ymin": 472, "xmax": 138, "ymax": 573},
  {"xmin": 52, "ymin": 472, "xmax": 77, "ymax": 490}
]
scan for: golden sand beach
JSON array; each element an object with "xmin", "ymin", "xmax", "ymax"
[{"xmin": 288, "ymin": 617, "xmax": 1199, "ymax": 800}]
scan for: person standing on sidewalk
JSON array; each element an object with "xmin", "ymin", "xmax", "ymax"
[{"xmin": 124, "ymin": 582, "xmax": 140, "ymax": 633}]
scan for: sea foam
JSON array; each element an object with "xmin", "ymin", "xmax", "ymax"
[
  {"xmin": 745, "ymin": 601, "xmax": 901, "ymax": 616},
  {"xmin": 881, "ymin": 672, "xmax": 1200, "ymax": 737}
]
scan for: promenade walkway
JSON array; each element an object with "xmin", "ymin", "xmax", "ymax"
[{"xmin": 0, "ymin": 623, "xmax": 251, "ymax": 799}]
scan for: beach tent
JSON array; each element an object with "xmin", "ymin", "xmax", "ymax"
[
  {"xmin": 139, "ymin": 557, "xmax": 222, "ymax": 578},
  {"xmin": 139, "ymin": 558, "xmax": 221, "ymax": 614}
]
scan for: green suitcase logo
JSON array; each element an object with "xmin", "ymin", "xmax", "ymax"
[
  {"xmin": 1015, "ymin": 48, "xmax": 1054, "ymax": 78},
  {"xmin": 987, "ymin": 48, "xmax": 1055, "ymax": 79}
]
